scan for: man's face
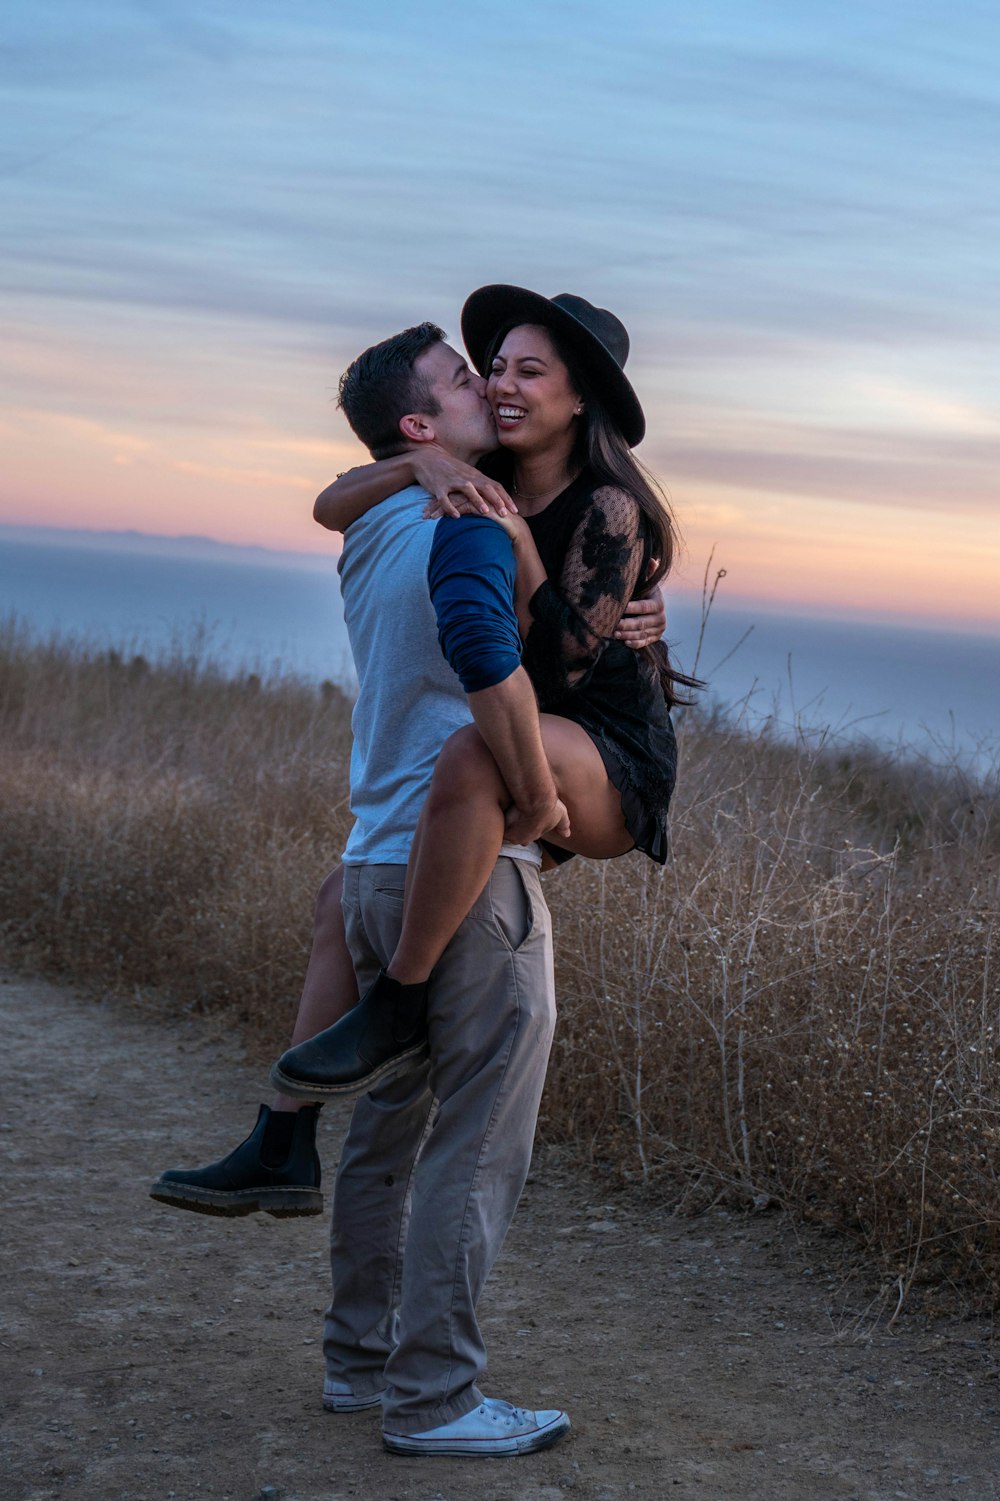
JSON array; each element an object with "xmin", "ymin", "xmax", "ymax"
[{"xmin": 415, "ymin": 341, "xmax": 497, "ymax": 463}]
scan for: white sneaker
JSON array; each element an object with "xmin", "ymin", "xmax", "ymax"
[
  {"xmin": 383, "ymin": 1397, "xmax": 570, "ymax": 1456},
  {"xmin": 322, "ymin": 1375, "xmax": 385, "ymax": 1413}
]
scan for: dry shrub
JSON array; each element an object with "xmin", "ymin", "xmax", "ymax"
[
  {"xmin": 542, "ymin": 706, "xmax": 1000, "ymax": 1306},
  {"xmin": 0, "ymin": 622, "xmax": 353, "ymax": 1055},
  {"xmin": 2, "ymin": 621, "xmax": 999, "ymax": 1305}
]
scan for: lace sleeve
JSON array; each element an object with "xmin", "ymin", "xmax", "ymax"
[{"xmin": 522, "ymin": 486, "xmax": 649, "ymax": 703}]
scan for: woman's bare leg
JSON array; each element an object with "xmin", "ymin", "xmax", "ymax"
[
  {"xmin": 387, "ymin": 716, "xmax": 632, "ymax": 984},
  {"xmin": 272, "ymin": 864, "xmax": 359, "ymax": 1110},
  {"xmin": 266, "ymin": 716, "xmax": 634, "ymax": 1102}
]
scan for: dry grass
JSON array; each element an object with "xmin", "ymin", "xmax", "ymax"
[
  {"xmin": 544, "ymin": 705, "xmax": 1000, "ymax": 1309},
  {"xmin": 0, "ymin": 622, "xmax": 353, "ymax": 1056},
  {"xmin": 2, "ymin": 621, "xmax": 999, "ymax": 1307}
]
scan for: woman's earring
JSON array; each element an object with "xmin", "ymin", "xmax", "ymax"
[{"xmin": 575, "ymin": 404, "xmax": 584, "ymax": 415}]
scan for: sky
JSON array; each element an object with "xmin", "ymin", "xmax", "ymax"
[{"xmin": 2, "ymin": 0, "xmax": 999, "ymax": 631}]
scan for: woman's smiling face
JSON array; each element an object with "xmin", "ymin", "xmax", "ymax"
[{"xmin": 487, "ymin": 324, "xmax": 582, "ymax": 454}]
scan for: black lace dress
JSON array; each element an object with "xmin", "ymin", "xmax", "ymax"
[{"xmin": 520, "ymin": 468, "xmax": 677, "ymax": 864}]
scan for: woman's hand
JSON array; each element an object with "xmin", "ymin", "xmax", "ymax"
[
  {"xmin": 614, "ymin": 589, "xmax": 666, "ymax": 649},
  {"xmin": 415, "ymin": 445, "xmax": 516, "ymax": 520},
  {"xmin": 488, "ymin": 510, "xmax": 531, "ymax": 546}
]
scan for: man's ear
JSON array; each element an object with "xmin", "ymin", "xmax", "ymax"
[{"xmin": 398, "ymin": 413, "xmax": 436, "ymax": 445}]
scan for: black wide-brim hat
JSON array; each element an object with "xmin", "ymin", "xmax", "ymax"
[{"xmin": 460, "ymin": 284, "xmax": 646, "ymax": 447}]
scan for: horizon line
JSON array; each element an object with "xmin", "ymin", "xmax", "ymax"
[{"xmin": 4, "ymin": 518, "xmax": 1000, "ymax": 643}]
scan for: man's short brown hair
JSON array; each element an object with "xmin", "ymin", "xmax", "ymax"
[{"xmin": 337, "ymin": 322, "xmax": 446, "ymax": 459}]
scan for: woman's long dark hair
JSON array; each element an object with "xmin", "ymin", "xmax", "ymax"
[{"xmin": 485, "ymin": 320, "xmax": 702, "ymax": 709}]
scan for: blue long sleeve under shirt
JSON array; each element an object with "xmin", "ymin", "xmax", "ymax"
[{"xmin": 428, "ymin": 516, "xmax": 522, "ymax": 693}]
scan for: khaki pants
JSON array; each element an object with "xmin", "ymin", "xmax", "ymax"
[{"xmin": 323, "ymin": 858, "xmax": 555, "ymax": 1435}]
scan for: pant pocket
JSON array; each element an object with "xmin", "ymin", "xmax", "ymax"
[
  {"xmin": 488, "ymin": 859, "xmax": 536, "ymax": 953},
  {"xmin": 373, "ymin": 885, "xmax": 405, "ymax": 905}
]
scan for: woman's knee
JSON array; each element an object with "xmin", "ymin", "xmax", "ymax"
[
  {"xmin": 430, "ymin": 724, "xmax": 503, "ymax": 801},
  {"xmin": 313, "ymin": 865, "xmax": 344, "ymax": 926}
]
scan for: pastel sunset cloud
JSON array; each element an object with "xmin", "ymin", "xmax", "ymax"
[{"xmin": 2, "ymin": 1, "xmax": 997, "ymax": 629}]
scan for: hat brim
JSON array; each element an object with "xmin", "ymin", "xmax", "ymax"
[{"xmin": 460, "ymin": 284, "xmax": 646, "ymax": 447}]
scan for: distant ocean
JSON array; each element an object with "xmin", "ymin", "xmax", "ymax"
[{"xmin": 3, "ymin": 525, "xmax": 998, "ymax": 773}]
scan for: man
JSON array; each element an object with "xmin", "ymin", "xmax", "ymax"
[
  {"xmin": 298, "ymin": 322, "xmax": 567, "ymax": 1456},
  {"xmin": 151, "ymin": 317, "xmax": 665, "ymax": 1454}
]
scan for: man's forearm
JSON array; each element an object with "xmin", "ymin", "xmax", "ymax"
[
  {"xmin": 467, "ymin": 668, "xmax": 556, "ymax": 817},
  {"xmin": 428, "ymin": 517, "xmax": 564, "ymax": 838}
]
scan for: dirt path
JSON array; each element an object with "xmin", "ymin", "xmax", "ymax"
[{"xmin": 2, "ymin": 976, "xmax": 998, "ymax": 1501}]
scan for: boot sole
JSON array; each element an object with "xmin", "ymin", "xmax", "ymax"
[
  {"xmin": 149, "ymin": 1182, "xmax": 323, "ymax": 1218},
  {"xmin": 382, "ymin": 1415, "xmax": 570, "ymax": 1457},
  {"xmin": 269, "ymin": 1041, "xmax": 429, "ymax": 1101}
]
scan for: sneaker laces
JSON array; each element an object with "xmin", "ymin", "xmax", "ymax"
[{"xmin": 481, "ymin": 1399, "xmax": 532, "ymax": 1429}]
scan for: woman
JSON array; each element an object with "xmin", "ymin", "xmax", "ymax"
[
  {"xmin": 151, "ymin": 288, "xmax": 693, "ymax": 1219},
  {"xmin": 271, "ymin": 286, "xmax": 696, "ymax": 1101}
]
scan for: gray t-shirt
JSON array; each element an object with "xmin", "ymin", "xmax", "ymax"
[{"xmin": 338, "ymin": 486, "xmax": 539, "ymax": 867}]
